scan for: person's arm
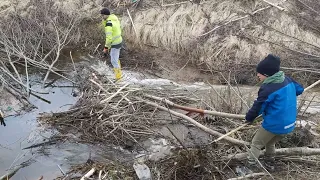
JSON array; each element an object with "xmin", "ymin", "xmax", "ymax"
[
  {"xmin": 292, "ymin": 80, "xmax": 304, "ymax": 96},
  {"xmin": 104, "ymin": 20, "xmax": 113, "ymax": 49},
  {"xmin": 245, "ymin": 86, "xmax": 269, "ymax": 122}
]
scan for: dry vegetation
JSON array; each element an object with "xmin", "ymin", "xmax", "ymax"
[
  {"xmin": 1, "ymin": 0, "xmax": 319, "ymax": 87},
  {"xmin": 0, "ymin": 0, "xmax": 84, "ymax": 103},
  {"xmin": 122, "ymin": 0, "xmax": 320, "ymax": 84}
]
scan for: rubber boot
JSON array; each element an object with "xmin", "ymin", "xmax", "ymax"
[
  {"xmin": 263, "ymin": 156, "xmax": 275, "ymax": 172},
  {"xmin": 118, "ymin": 60, "xmax": 121, "ymax": 68},
  {"xmin": 113, "ymin": 68, "xmax": 122, "ymax": 81}
]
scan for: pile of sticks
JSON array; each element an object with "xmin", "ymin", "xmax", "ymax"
[{"xmin": 41, "ymin": 69, "xmax": 320, "ymax": 179}]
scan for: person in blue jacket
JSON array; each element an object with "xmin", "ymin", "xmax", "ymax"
[{"xmin": 245, "ymin": 54, "xmax": 304, "ymax": 170}]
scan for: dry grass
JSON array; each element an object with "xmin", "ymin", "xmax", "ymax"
[
  {"xmin": 121, "ymin": 0, "xmax": 320, "ymax": 84},
  {"xmin": 1, "ymin": 0, "xmax": 319, "ymax": 86}
]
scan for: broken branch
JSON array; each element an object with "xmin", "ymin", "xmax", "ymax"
[
  {"xmin": 144, "ymin": 94, "xmax": 245, "ymax": 119},
  {"xmin": 226, "ymin": 147, "xmax": 320, "ymax": 160}
]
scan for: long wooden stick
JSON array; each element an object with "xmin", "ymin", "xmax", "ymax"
[
  {"xmin": 261, "ymin": 0, "xmax": 286, "ymax": 11},
  {"xmin": 226, "ymin": 147, "xmax": 320, "ymax": 160},
  {"xmin": 127, "ymin": 9, "xmax": 141, "ymax": 48},
  {"xmin": 304, "ymin": 79, "xmax": 320, "ymax": 92},
  {"xmin": 213, "ymin": 123, "xmax": 249, "ymax": 143},
  {"xmin": 137, "ymin": 97, "xmax": 249, "ymax": 146},
  {"xmin": 144, "ymin": 94, "xmax": 245, "ymax": 119}
]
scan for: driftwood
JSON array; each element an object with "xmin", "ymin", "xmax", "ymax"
[
  {"xmin": 226, "ymin": 147, "xmax": 320, "ymax": 160},
  {"xmin": 138, "ymin": 97, "xmax": 249, "ymax": 146}
]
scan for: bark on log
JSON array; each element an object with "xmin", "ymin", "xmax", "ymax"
[
  {"xmin": 226, "ymin": 147, "xmax": 320, "ymax": 160},
  {"xmin": 138, "ymin": 97, "xmax": 249, "ymax": 146}
]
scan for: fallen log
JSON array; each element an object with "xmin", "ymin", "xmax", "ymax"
[
  {"xmin": 144, "ymin": 94, "xmax": 245, "ymax": 119},
  {"xmin": 137, "ymin": 97, "xmax": 249, "ymax": 146},
  {"xmin": 225, "ymin": 147, "xmax": 320, "ymax": 160}
]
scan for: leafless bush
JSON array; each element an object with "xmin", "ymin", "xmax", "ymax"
[{"xmin": 0, "ymin": 0, "xmax": 81, "ymax": 97}]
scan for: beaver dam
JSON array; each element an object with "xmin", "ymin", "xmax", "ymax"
[
  {"xmin": 0, "ymin": 0, "xmax": 320, "ymax": 179},
  {"xmin": 33, "ymin": 59, "xmax": 320, "ymax": 180}
]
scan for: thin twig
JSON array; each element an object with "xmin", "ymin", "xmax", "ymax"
[
  {"xmin": 70, "ymin": 51, "xmax": 77, "ymax": 72},
  {"xmin": 227, "ymin": 172, "xmax": 266, "ymax": 180}
]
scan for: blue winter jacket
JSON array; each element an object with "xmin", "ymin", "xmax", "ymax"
[{"xmin": 245, "ymin": 73, "xmax": 304, "ymax": 134}]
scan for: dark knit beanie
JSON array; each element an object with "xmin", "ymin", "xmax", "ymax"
[
  {"xmin": 100, "ymin": 8, "xmax": 110, "ymax": 15},
  {"xmin": 256, "ymin": 54, "xmax": 280, "ymax": 77}
]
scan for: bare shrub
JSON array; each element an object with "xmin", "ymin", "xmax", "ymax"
[{"xmin": 0, "ymin": 0, "xmax": 81, "ymax": 97}]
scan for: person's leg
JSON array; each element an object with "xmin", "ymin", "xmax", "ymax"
[
  {"xmin": 265, "ymin": 135, "xmax": 283, "ymax": 162},
  {"xmin": 247, "ymin": 127, "xmax": 277, "ymax": 165},
  {"xmin": 110, "ymin": 48, "xmax": 122, "ymax": 80},
  {"xmin": 110, "ymin": 48, "xmax": 120, "ymax": 68}
]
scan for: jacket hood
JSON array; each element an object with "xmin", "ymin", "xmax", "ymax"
[{"xmin": 107, "ymin": 14, "xmax": 119, "ymax": 21}]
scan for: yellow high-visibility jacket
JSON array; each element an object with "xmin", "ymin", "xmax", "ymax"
[{"xmin": 102, "ymin": 14, "xmax": 122, "ymax": 49}]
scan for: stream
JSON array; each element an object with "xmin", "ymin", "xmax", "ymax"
[{"xmin": 0, "ymin": 76, "xmax": 88, "ymax": 179}]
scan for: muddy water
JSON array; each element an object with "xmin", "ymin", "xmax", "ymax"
[{"xmin": 0, "ymin": 76, "xmax": 87, "ymax": 179}]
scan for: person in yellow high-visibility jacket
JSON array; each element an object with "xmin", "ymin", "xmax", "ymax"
[{"xmin": 100, "ymin": 8, "xmax": 123, "ymax": 80}]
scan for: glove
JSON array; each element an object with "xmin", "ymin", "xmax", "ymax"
[
  {"xmin": 103, "ymin": 47, "xmax": 108, "ymax": 56},
  {"xmin": 246, "ymin": 115, "xmax": 263, "ymax": 125},
  {"xmin": 0, "ymin": 110, "xmax": 5, "ymax": 126}
]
